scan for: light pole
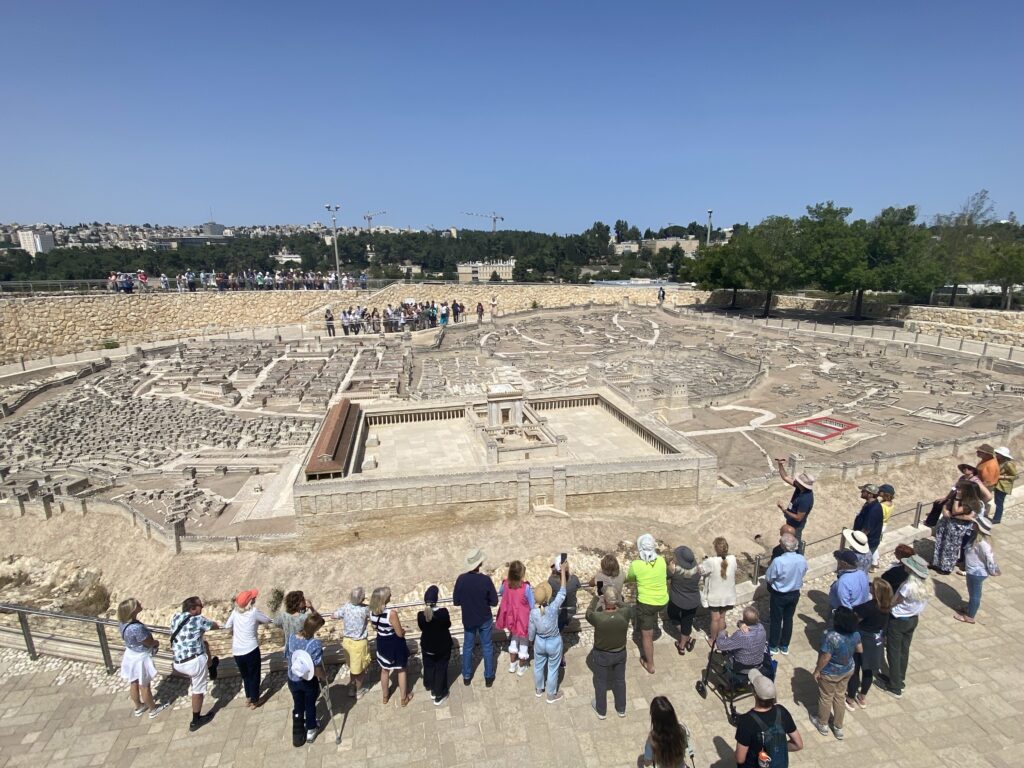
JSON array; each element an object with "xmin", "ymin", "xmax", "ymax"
[
  {"xmin": 706, "ymin": 209, "xmax": 713, "ymax": 247},
  {"xmin": 324, "ymin": 204, "xmax": 341, "ymax": 288}
]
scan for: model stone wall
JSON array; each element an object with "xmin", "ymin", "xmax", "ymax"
[
  {"xmin": 899, "ymin": 306, "xmax": 1024, "ymax": 347},
  {"xmin": 0, "ymin": 291, "xmax": 361, "ymax": 365}
]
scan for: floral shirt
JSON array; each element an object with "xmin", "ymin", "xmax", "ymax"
[
  {"xmin": 169, "ymin": 612, "xmax": 214, "ymax": 663},
  {"xmin": 332, "ymin": 603, "xmax": 370, "ymax": 640}
]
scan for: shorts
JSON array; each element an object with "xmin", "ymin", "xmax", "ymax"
[
  {"xmin": 708, "ymin": 604, "xmax": 734, "ymax": 614},
  {"xmin": 173, "ymin": 653, "xmax": 209, "ymax": 695},
  {"xmin": 667, "ymin": 603, "xmax": 697, "ymax": 636},
  {"xmin": 635, "ymin": 602, "xmax": 667, "ymax": 631},
  {"xmin": 343, "ymin": 637, "xmax": 370, "ymax": 675}
]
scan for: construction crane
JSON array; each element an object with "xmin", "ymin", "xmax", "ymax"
[
  {"xmin": 363, "ymin": 210, "xmax": 386, "ymax": 231},
  {"xmin": 462, "ymin": 211, "xmax": 504, "ymax": 232}
]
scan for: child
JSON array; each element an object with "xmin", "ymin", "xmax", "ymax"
[
  {"xmin": 873, "ymin": 484, "xmax": 896, "ymax": 570},
  {"xmin": 495, "ymin": 560, "xmax": 533, "ymax": 676}
]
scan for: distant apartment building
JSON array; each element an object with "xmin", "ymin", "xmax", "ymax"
[
  {"xmin": 17, "ymin": 229, "xmax": 55, "ymax": 256},
  {"xmin": 457, "ymin": 258, "xmax": 516, "ymax": 283},
  {"xmin": 201, "ymin": 221, "xmax": 227, "ymax": 237},
  {"xmin": 613, "ymin": 236, "xmax": 701, "ymax": 259}
]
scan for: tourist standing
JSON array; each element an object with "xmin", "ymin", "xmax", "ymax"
[
  {"xmin": 546, "ymin": 556, "xmax": 581, "ymax": 665},
  {"xmin": 476, "ymin": 302, "xmax": 485, "ymax": 324},
  {"xmin": 932, "ymin": 477, "xmax": 988, "ymax": 574},
  {"xmin": 774, "ymin": 458, "xmax": 815, "ymax": 538},
  {"xmin": 846, "ymin": 578, "xmax": 892, "ymax": 710},
  {"xmin": 274, "ymin": 591, "xmax": 314, "ymax": 647},
  {"xmin": 993, "ymin": 446, "xmax": 1016, "ymax": 523},
  {"xmin": 496, "ymin": 561, "xmax": 533, "ymax": 677},
  {"xmin": 734, "ymin": 669, "xmax": 803, "ymax": 767},
  {"xmin": 954, "ymin": 516, "xmax": 1001, "ymax": 624},
  {"xmin": 880, "ymin": 543, "xmax": 916, "ymax": 594},
  {"xmin": 842, "ymin": 528, "xmax": 873, "ymax": 573},
  {"xmin": 626, "ymin": 534, "xmax": 669, "ymax": 675},
  {"xmin": 117, "ymin": 598, "xmax": 167, "ymax": 718},
  {"xmin": 975, "ymin": 443, "xmax": 1000, "ymax": 491},
  {"xmin": 285, "ymin": 612, "xmax": 326, "ymax": 746},
  {"xmin": 809, "ymin": 607, "xmax": 862, "ymax": 740},
  {"xmin": 640, "ymin": 696, "xmax": 694, "ymax": 767},
  {"xmin": 417, "ymin": 585, "xmax": 453, "ymax": 705},
  {"xmin": 588, "ymin": 553, "xmax": 625, "ymax": 595},
  {"xmin": 585, "ymin": 585, "xmax": 632, "ymax": 719},
  {"xmin": 765, "ymin": 533, "xmax": 808, "ymax": 655},
  {"xmin": 225, "ymin": 589, "xmax": 272, "ymax": 709},
  {"xmin": 873, "ymin": 484, "xmax": 896, "ymax": 570},
  {"xmin": 699, "ymin": 536, "xmax": 737, "ymax": 642},
  {"xmin": 853, "ymin": 484, "xmax": 884, "ymax": 566},
  {"xmin": 529, "ymin": 561, "xmax": 568, "ymax": 703},
  {"xmin": 667, "ymin": 546, "xmax": 701, "ymax": 656},
  {"xmin": 881, "ymin": 555, "xmax": 929, "ymax": 699},
  {"xmin": 829, "ymin": 550, "xmax": 870, "ymax": 611},
  {"xmin": 169, "ymin": 596, "xmax": 220, "ymax": 731},
  {"xmin": 332, "ymin": 587, "xmax": 370, "ymax": 698},
  {"xmin": 370, "ymin": 586, "xmax": 413, "ymax": 706},
  {"xmin": 453, "ymin": 548, "xmax": 498, "ymax": 687},
  {"xmin": 325, "ymin": 309, "xmax": 335, "ymax": 337}
]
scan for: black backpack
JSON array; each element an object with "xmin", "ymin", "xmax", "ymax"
[{"xmin": 749, "ymin": 708, "xmax": 787, "ymax": 768}]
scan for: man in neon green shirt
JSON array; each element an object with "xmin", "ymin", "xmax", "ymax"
[{"xmin": 625, "ymin": 533, "xmax": 669, "ymax": 674}]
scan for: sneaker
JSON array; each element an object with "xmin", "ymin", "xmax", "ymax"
[
  {"xmin": 769, "ymin": 647, "xmax": 781, "ymax": 655},
  {"xmin": 508, "ymin": 661, "xmax": 518, "ymax": 674},
  {"xmin": 830, "ymin": 723, "xmax": 845, "ymax": 741},
  {"xmin": 885, "ymin": 688, "xmax": 903, "ymax": 699},
  {"xmin": 779, "ymin": 646, "xmax": 789, "ymax": 655},
  {"xmin": 485, "ymin": 677, "xmax": 495, "ymax": 688},
  {"xmin": 844, "ymin": 697, "xmax": 856, "ymax": 713},
  {"xmin": 355, "ymin": 686, "xmax": 366, "ymax": 700},
  {"xmin": 189, "ymin": 712, "xmax": 214, "ymax": 732},
  {"xmin": 463, "ymin": 678, "xmax": 472, "ymax": 687},
  {"xmin": 516, "ymin": 663, "xmax": 526, "ymax": 677},
  {"xmin": 535, "ymin": 688, "xmax": 544, "ymax": 698},
  {"xmin": 148, "ymin": 703, "xmax": 169, "ymax": 719},
  {"xmin": 855, "ymin": 694, "xmax": 868, "ymax": 709},
  {"xmin": 591, "ymin": 700, "xmax": 606, "ymax": 720},
  {"xmin": 616, "ymin": 709, "xmax": 627, "ymax": 718},
  {"xmin": 809, "ymin": 714, "xmax": 829, "ymax": 736},
  {"xmin": 132, "ymin": 706, "xmax": 148, "ymax": 717},
  {"xmin": 546, "ymin": 692, "xmax": 564, "ymax": 704},
  {"xmin": 433, "ymin": 693, "xmax": 448, "ymax": 706},
  {"xmin": 208, "ymin": 656, "xmax": 220, "ymax": 681},
  {"xmin": 306, "ymin": 729, "xmax": 317, "ymax": 744}
]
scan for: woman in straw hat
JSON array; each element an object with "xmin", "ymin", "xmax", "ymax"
[
  {"xmin": 117, "ymin": 598, "xmax": 168, "ymax": 718},
  {"xmin": 881, "ymin": 555, "xmax": 929, "ymax": 699},
  {"xmin": 931, "ymin": 475, "xmax": 990, "ymax": 574},
  {"xmin": 954, "ymin": 516, "xmax": 1001, "ymax": 624},
  {"xmin": 225, "ymin": 589, "xmax": 272, "ymax": 709}
]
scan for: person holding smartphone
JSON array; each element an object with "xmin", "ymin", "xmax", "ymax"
[{"xmin": 585, "ymin": 583, "xmax": 633, "ymax": 718}]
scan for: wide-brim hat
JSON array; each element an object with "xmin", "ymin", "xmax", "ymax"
[
  {"xmin": 976, "ymin": 443, "xmax": 996, "ymax": 456},
  {"xmin": 901, "ymin": 554, "xmax": 929, "ymax": 580},
  {"xmin": 289, "ymin": 649, "xmax": 315, "ymax": 681},
  {"xmin": 842, "ymin": 529, "xmax": 870, "ymax": 554},
  {"xmin": 796, "ymin": 472, "xmax": 815, "ymax": 489},
  {"xmin": 975, "ymin": 516, "xmax": 994, "ymax": 536},
  {"xmin": 673, "ymin": 546, "xmax": 696, "ymax": 569},
  {"xmin": 995, "ymin": 446, "xmax": 1013, "ymax": 460},
  {"xmin": 235, "ymin": 589, "xmax": 259, "ymax": 607},
  {"xmin": 464, "ymin": 548, "xmax": 485, "ymax": 571},
  {"xmin": 957, "ymin": 463, "xmax": 977, "ymax": 474}
]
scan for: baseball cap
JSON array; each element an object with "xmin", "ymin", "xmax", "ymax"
[
  {"xmin": 747, "ymin": 668, "xmax": 776, "ymax": 699},
  {"xmin": 859, "ymin": 483, "xmax": 880, "ymax": 495}
]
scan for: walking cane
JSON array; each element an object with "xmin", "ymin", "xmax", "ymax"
[{"xmin": 317, "ymin": 662, "xmax": 342, "ymax": 744}]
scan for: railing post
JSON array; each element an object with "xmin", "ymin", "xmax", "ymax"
[
  {"xmin": 797, "ymin": 540, "xmax": 806, "ymax": 557},
  {"xmin": 913, "ymin": 500, "xmax": 924, "ymax": 528},
  {"xmin": 96, "ymin": 623, "xmax": 115, "ymax": 674},
  {"xmin": 751, "ymin": 555, "xmax": 762, "ymax": 584},
  {"xmin": 17, "ymin": 610, "xmax": 38, "ymax": 660}
]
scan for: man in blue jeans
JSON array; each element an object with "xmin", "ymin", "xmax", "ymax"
[
  {"xmin": 764, "ymin": 533, "xmax": 808, "ymax": 654},
  {"xmin": 453, "ymin": 548, "xmax": 498, "ymax": 687}
]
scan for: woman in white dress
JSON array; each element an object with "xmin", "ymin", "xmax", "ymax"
[
  {"xmin": 699, "ymin": 537, "xmax": 738, "ymax": 643},
  {"xmin": 117, "ymin": 598, "xmax": 167, "ymax": 718}
]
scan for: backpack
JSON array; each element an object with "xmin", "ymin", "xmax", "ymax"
[{"xmin": 749, "ymin": 708, "xmax": 788, "ymax": 768}]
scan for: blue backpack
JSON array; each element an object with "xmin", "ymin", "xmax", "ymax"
[{"xmin": 749, "ymin": 708, "xmax": 787, "ymax": 768}]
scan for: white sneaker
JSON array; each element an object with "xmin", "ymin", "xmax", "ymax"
[
  {"xmin": 306, "ymin": 729, "xmax": 317, "ymax": 743},
  {"xmin": 516, "ymin": 663, "xmax": 526, "ymax": 677},
  {"xmin": 508, "ymin": 661, "xmax": 517, "ymax": 674}
]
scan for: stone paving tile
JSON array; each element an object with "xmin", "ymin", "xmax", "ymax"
[{"xmin": 1, "ymin": 519, "xmax": 1022, "ymax": 768}]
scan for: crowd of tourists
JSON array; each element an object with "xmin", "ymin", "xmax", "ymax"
[
  {"xmin": 107, "ymin": 269, "xmax": 373, "ymax": 293},
  {"xmin": 323, "ymin": 298, "xmax": 488, "ymax": 336},
  {"xmin": 112, "ymin": 443, "xmax": 1011, "ymax": 765}
]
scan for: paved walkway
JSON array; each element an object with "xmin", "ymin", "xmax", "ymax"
[{"xmin": 1, "ymin": 520, "xmax": 1021, "ymax": 768}]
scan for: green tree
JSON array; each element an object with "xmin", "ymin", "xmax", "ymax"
[
  {"xmin": 613, "ymin": 219, "xmax": 630, "ymax": 244},
  {"xmin": 983, "ymin": 239, "xmax": 1024, "ymax": 309},
  {"xmin": 745, "ymin": 216, "xmax": 802, "ymax": 317},
  {"xmin": 694, "ymin": 241, "xmax": 748, "ymax": 309},
  {"xmin": 489, "ymin": 270, "xmax": 502, "ymax": 282},
  {"xmin": 933, "ymin": 189, "xmax": 997, "ymax": 305}
]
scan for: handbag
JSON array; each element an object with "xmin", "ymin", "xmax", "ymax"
[{"xmin": 699, "ymin": 569, "xmax": 710, "ymax": 609}]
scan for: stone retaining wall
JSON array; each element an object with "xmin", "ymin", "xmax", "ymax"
[{"xmin": 898, "ymin": 305, "xmax": 1024, "ymax": 346}]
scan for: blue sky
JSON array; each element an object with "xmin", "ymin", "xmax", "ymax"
[{"xmin": 2, "ymin": 1, "xmax": 1021, "ymax": 232}]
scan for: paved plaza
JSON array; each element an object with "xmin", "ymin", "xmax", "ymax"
[{"xmin": 1, "ymin": 519, "xmax": 1021, "ymax": 768}]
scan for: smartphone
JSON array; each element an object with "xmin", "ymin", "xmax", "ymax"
[
  {"xmin": 597, "ymin": 580, "xmax": 604, "ymax": 596},
  {"xmin": 560, "ymin": 552, "xmax": 567, "ymax": 566}
]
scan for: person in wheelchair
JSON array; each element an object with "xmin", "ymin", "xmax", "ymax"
[{"xmin": 714, "ymin": 606, "xmax": 768, "ymax": 689}]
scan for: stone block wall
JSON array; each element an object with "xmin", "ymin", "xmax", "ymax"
[{"xmin": 898, "ymin": 305, "xmax": 1024, "ymax": 346}]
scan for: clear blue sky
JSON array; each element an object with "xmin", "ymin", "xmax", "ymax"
[{"xmin": 3, "ymin": 1, "xmax": 1021, "ymax": 232}]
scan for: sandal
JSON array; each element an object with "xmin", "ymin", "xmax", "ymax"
[
  {"xmin": 676, "ymin": 644, "xmax": 686, "ymax": 656},
  {"xmin": 685, "ymin": 638, "xmax": 696, "ymax": 652},
  {"xmin": 382, "ymin": 693, "xmax": 390, "ymax": 705},
  {"xmin": 953, "ymin": 613, "xmax": 975, "ymax": 624},
  {"xmin": 401, "ymin": 693, "xmax": 414, "ymax": 707}
]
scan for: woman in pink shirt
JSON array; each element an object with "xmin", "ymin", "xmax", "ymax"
[{"xmin": 495, "ymin": 561, "xmax": 534, "ymax": 676}]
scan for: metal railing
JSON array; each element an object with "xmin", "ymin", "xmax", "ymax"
[{"xmin": 0, "ymin": 279, "xmax": 396, "ymax": 296}]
